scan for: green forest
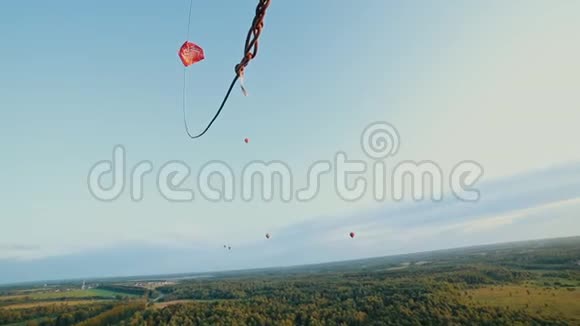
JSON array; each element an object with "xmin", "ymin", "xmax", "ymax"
[{"xmin": 1, "ymin": 237, "xmax": 579, "ymax": 325}]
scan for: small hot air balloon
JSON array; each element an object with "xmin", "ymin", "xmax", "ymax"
[
  {"xmin": 349, "ymin": 232, "xmax": 355, "ymax": 238},
  {"xmin": 179, "ymin": 41, "xmax": 205, "ymax": 67},
  {"xmin": 224, "ymin": 245, "xmax": 227, "ymax": 249},
  {"xmin": 265, "ymin": 233, "xmax": 271, "ymax": 239},
  {"xmin": 228, "ymin": 246, "xmax": 231, "ymax": 250},
  {"xmin": 244, "ymin": 138, "xmax": 249, "ymax": 144}
]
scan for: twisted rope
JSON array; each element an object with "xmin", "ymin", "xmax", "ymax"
[{"xmin": 183, "ymin": 0, "xmax": 272, "ymax": 139}]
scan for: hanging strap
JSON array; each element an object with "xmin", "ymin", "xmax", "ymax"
[{"xmin": 183, "ymin": 0, "xmax": 272, "ymax": 139}]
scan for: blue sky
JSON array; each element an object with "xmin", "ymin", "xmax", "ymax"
[{"xmin": 1, "ymin": 0, "xmax": 579, "ymax": 284}]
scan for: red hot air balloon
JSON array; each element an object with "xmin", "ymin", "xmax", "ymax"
[
  {"xmin": 244, "ymin": 138, "xmax": 249, "ymax": 144},
  {"xmin": 179, "ymin": 41, "xmax": 205, "ymax": 67},
  {"xmin": 349, "ymin": 232, "xmax": 355, "ymax": 238}
]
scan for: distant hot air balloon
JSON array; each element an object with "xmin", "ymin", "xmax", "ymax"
[
  {"xmin": 228, "ymin": 246, "xmax": 231, "ymax": 250},
  {"xmin": 244, "ymin": 138, "xmax": 249, "ymax": 144},
  {"xmin": 265, "ymin": 233, "xmax": 271, "ymax": 239},
  {"xmin": 349, "ymin": 232, "xmax": 355, "ymax": 238}
]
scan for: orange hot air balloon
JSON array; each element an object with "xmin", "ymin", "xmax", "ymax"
[{"xmin": 179, "ymin": 41, "xmax": 205, "ymax": 67}]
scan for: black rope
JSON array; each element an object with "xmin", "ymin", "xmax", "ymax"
[
  {"xmin": 183, "ymin": 75, "xmax": 239, "ymax": 139},
  {"xmin": 182, "ymin": 0, "xmax": 272, "ymax": 139}
]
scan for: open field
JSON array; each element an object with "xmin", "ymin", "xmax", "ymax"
[
  {"xmin": 465, "ymin": 285, "xmax": 580, "ymax": 322},
  {"xmin": 2, "ymin": 300, "xmax": 112, "ymax": 310},
  {"xmin": 0, "ymin": 289, "xmax": 136, "ymax": 302}
]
